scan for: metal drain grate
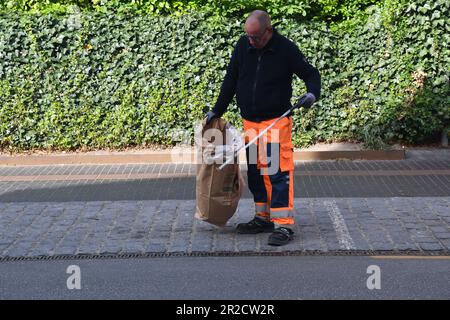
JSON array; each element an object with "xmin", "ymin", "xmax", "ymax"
[{"xmin": 1, "ymin": 249, "xmax": 449, "ymax": 262}]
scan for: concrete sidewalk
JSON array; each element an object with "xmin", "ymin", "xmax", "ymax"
[
  {"xmin": 0, "ymin": 150, "xmax": 449, "ymax": 260},
  {"xmin": 0, "ymin": 154, "xmax": 449, "ymax": 201}
]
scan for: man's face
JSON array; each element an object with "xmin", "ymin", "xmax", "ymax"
[{"xmin": 244, "ymin": 23, "xmax": 272, "ymax": 49}]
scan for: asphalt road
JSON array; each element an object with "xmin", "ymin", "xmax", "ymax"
[{"xmin": 1, "ymin": 255, "xmax": 449, "ymax": 300}]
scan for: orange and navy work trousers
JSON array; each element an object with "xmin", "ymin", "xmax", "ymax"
[{"xmin": 243, "ymin": 116, "xmax": 295, "ymax": 228}]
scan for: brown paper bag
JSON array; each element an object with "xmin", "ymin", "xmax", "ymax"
[{"xmin": 195, "ymin": 118, "xmax": 244, "ymax": 227}]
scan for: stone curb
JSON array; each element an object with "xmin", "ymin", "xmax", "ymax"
[{"xmin": 0, "ymin": 149, "xmax": 405, "ymax": 166}]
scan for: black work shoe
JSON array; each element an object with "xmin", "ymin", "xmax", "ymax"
[
  {"xmin": 236, "ymin": 217, "xmax": 275, "ymax": 234},
  {"xmin": 268, "ymin": 227, "xmax": 294, "ymax": 246}
]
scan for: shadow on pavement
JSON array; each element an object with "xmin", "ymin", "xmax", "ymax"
[{"xmin": 0, "ymin": 173, "xmax": 449, "ymax": 202}]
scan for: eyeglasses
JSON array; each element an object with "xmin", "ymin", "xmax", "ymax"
[{"xmin": 245, "ymin": 29, "xmax": 268, "ymax": 43}]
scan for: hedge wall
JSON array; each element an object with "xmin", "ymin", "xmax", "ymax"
[
  {"xmin": 0, "ymin": 0, "xmax": 448, "ymax": 151},
  {"xmin": 0, "ymin": 0, "xmax": 384, "ymax": 22}
]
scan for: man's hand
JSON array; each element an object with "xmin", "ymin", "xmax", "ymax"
[
  {"xmin": 205, "ymin": 110, "xmax": 218, "ymax": 125},
  {"xmin": 294, "ymin": 92, "xmax": 316, "ymax": 109}
]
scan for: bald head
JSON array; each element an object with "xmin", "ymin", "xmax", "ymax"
[
  {"xmin": 245, "ymin": 10, "xmax": 271, "ymax": 30},
  {"xmin": 244, "ymin": 10, "xmax": 273, "ymax": 49}
]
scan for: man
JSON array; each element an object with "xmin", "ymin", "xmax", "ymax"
[{"xmin": 205, "ymin": 10, "xmax": 321, "ymax": 246}]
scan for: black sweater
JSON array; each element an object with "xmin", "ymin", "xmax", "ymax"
[{"xmin": 212, "ymin": 30, "xmax": 321, "ymax": 122}]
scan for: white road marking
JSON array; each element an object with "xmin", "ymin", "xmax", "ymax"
[{"xmin": 324, "ymin": 200, "xmax": 356, "ymax": 250}]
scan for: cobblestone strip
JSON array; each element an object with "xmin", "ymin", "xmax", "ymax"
[
  {"xmin": 390, "ymin": 198, "xmax": 442, "ymax": 251},
  {"xmin": 140, "ymin": 200, "xmax": 162, "ymax": 253},
  {"xmin": 144, "ymin": 200, "xmax": 173, "ymax": 252},
  {"xmin": 1, "ymin": 198, "xmax": 449, "ymax": 258},
  {"xmin": 0, "ymin": 203, "xmax": 27, "ymax": 255},
  {"xmin": 50, "ymin": 203, "xmax": 90, "ymax": 256},
  {"xmin": 1, "ymin": 203, "xmax": 48, "ymax": 257},
  {"xmin": 167, "ymin": 200, "xmax": 195, "ymax": 253},
  {"xmin": 26, "ymin": 202, "xmax": 72, "ymax": 256},
  {"xmin": 363, "ymin": 198, "xmax": 404, "ymax": 251},
  {"xmin": 75, "ymin": 202, "xmax": 109, "ymax": 255},
  {"xmin": 96, "ymin": 202, "xmax": 125, "ymax": 254}
]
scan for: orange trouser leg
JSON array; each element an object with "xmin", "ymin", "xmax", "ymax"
[{"xmin": 243, "ymin": 116, "xmax": 295, "ymax": 227}]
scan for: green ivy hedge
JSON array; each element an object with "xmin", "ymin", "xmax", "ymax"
[
  {"xmin": 0, "ymin": 0, "xmax": 383, "ymax": 22},
  {"xmin": 311, "ymin": 0, "xmax": 450, "ymax": 148},
  {"xmin": 0, "ymin": 0, "xmax": 448, "ymax": 151}
]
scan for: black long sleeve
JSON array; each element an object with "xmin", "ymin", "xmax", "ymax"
[
  {"xmin": 289, "ymin": 44, "xmax": 321, "ymax": 101},
  {"xmin": 210, "ymin": 31, "xmax": 322, "ymax": 121},
  {"xmin": 212, "ymin": 44, "xmax": 239, "ymax": 117}
]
